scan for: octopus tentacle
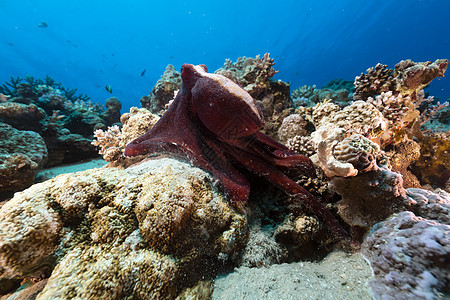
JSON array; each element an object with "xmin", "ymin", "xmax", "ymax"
[{"xmin": 227, "ymin": 148, "xmax": 347, "ymax": 238}]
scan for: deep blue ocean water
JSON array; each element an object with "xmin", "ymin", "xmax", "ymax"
[{"xmin": 1, "ymin": 0, "xmax": 449, "ymax": 112}]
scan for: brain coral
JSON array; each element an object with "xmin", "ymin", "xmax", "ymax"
[
  {"xmin": 0, "ymin": 158, "xmax": 247, "ymax": 298},
  {"xmin": 317, "ymin": 100, "xmax": 388, "ymax": 138}
]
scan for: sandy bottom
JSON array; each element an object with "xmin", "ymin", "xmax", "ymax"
[
  {"xmin": 35, "ymin": 158, "xmax": 108, "ymax": 182},
  {"xmin": 213, "ymin": 250, "xmax": 373, "ymax": 300}
]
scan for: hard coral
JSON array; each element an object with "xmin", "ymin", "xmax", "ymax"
[
  {"xmin": 354, "ymin": 63, "xmax": 394, "ymax": 100},
  {"xmin": 91, "ymin": 107, "xmax": 160, "ymax": 164},
  {"xmin": 277, "ymin": 114, "xmax": 309, "ymax": 144},
  {"xmin": 0, "ymin": 102, "xmax": 46, "ymax": 131},
  {"xmin": 330, "ymin": 166, "xmax": 407, "ymax": 227},
  {"xmin": 411, "ymin": 132, "xmax": 450, "ymax": 190},
  {"xmin": 386, "ymin": 139, "xmax": 421, "ymax": 188},
  {"xmin": 91, "ymin": 125, "xmax": 122, "ymax": 162},
  {"xmin": 0, "ymin": 158, "xmax": 248, "ymax": 298},
  {"xmin": 101, "ymin": 97, "xmax": 122, "ymax": 126},
  {"xmin": 315, "ymin": 100, "xmax": 388, "ymax": 138},
  {"xmin": 394, "ymin": 58, "xmax": 449, "ymax": 96},
  {"xmin": 215, "ymin": 53, "xmax": 279, "ymax": 99},
  {"xmin": 312, "ymin": 129, "xmax": 383, "ymax": 178},
  {"xmin": 362, "ymin": 211, "xmax": 449, "ymax": 299},
  {"xmin": 140, "ymin": 64, "xmax": 181, "ymax": 115}
]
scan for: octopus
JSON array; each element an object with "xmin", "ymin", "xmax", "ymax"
[{"xmin": 125, "ymin": 64, "xmax": 346, "ymax": 237}]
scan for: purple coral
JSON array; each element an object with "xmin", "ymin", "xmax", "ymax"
[{"xmin": 362, "ymin": 211, "xmax": 449, "ymax": 299}]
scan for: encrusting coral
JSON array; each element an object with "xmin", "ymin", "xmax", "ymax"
[{"xmin": 0, "ymin": 158, "xmax": 247, "ymax": 298}]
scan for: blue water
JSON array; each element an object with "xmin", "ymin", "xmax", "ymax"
[{"xmin": 1, "ymin": 0, "xmax": 449, "ymax": 112}]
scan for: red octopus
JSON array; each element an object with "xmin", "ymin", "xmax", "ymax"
[{"xmin": 125, "ymin": 64, "xmax": 346, "ymax": 237}]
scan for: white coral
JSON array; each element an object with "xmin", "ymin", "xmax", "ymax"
[{"xmin": 92, "ymin": 125, "xmax": 122, "ymax": 156}]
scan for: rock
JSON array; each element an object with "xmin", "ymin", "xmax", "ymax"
[
  {"xmin": 0, "ymin": 158, "xmax": 247, "ymax": 298},
  {"xmin": 0, "ymin": 122, "xmax": 47, "ymax": 196},
  {"xmin": 362, "ymin": 211, "xmax": 450, "ymax": 299},
  {"xmin": 0, "ymin": 102, "xmax": 46, "ymax": 131}
]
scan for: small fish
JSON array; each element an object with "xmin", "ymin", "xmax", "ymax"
[
  {"xmin": 38, "ymin": 22, "xmax": 48, "ymax": 28},
  {"xmin": 7, "ymin": 42, "xmax": 14, "ymax": 47},
  {"xmin": 105, "ymin": 85, "xmax": 112, "ymax": 93},
  {"xmin": 140, "ymin": 69, "xmax": 146, "ymax": 77},
  {"xmin": 66, "ymin": 40, "xmax": 78, "ymax": 48}
]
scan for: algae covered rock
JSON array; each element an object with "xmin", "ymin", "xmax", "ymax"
[{"xmin": 0, "ymin": 158, "xmax": 247, "ymax": 299}]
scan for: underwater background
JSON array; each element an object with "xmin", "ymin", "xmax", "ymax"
[
  {"xmin": 1, "ymin": 0, "xmax": 449, "ymax": 111},
  {"xmin": 1, "ymin": 1, "xmax": 450, "ymax": 299}
]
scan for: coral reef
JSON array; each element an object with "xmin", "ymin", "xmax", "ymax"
[
  {"xmin": 1, "ymin": 55, "xmax": 448, "ymax": 299},
  {"xmin": 215, "ymin": 53, "xmax": 279, "ymax": 99},
  {"xmin": 0, "ymin": 102, "xmax": 46, "ymax": 131},
  {"xmin": 330, "ymin": 165, "xmax": 408, "ymax": 227},
  {"xmin": 0, "ymin": 75, "xmax": 90, "ymax": 102},
  {"xmin": 385, "ymin": 139, "xmax": 421, "ymax": 188},
  {"xmin": 312, "ymin": 129, "xmax": 383, "ymax": 178},
  {"xmin": 92, "ymin": 125, "xmax": 122, "ymax": 162},
  {"xmin": 0, "ymin": 122, "xmax": 47, "ymax": 197},
  {"xmin": 291, "ymin": 79, "xmax": 353, "ymax": 108},
  {"xmin": 411, "ymin": 132, "xmax": 450, "ymax": 190},
  {"xmin": 0, "ymin": 158, "xmax": 247, "ymax": 298},
  {"xmin": 140, "ymin": 64, "xmax": 181, "ymax": 115},
  {"xmin": 314, "ymin": 100, "xmax": 388, "ymax": 138},
  {"xmin": 125, "ymin": 63, "xmax": 346, "ymax": 237},
  {"xmin": 101, "ymin": 97, "xmax": 122, "ymax": 126},
  {"xmin": 354, "ymin": 59, "xmax": 448, "ymax": 102},
  {"xmin": 0, "ymin": 75, "xmax": 121, "ymax": 168}
]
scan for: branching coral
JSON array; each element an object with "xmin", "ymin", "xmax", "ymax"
[
  {"xmin": 0, "ymin": 75, "xmax": 90, "ymax": 103},
  {"xmin": 91, "ymin": 125, "xmax": 122, "ymax": 162},
  {"xmin": 91, "ymin": 107, "xmax": 160, "ymax": 163},
  {"xmin": 354, "ymin": 63, "xmax": 395, "ymax": 100},
  {"xmin": 286, "ymin": 135, "xmax": 315, "ymax": 157}
]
